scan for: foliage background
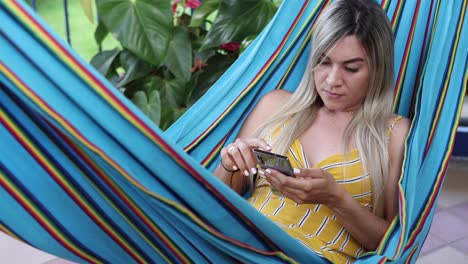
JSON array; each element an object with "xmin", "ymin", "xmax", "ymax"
[{"xmin": 29, "ymin": 0, "xmax": 282, "ymax": 130}]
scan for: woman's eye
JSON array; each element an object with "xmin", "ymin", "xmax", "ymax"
[{"xmin": 345, "ymin": 67, "xmax": 359, "ymax": 73}]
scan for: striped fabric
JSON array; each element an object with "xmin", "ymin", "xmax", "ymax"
[
  {"xmin": 0, "ymin": 1, "xmax": 466, "ymax": 264},
  {"xmin": 249, "ymin": 136, "xmax": 370, "ymax": 263}
]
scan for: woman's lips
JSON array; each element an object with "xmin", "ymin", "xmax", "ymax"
[{"xmin": 323, "ymin": 90, "xmax": 343, "ymax": 99}]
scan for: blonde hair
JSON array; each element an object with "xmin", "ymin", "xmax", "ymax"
[{"xmin": 254, "ymin": 0, "xmax": 394, "ymax": 217}]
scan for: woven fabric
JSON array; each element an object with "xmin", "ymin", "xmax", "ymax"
[{"xmin": 0, "ymin": 0, "xmax": 467, "ymax": 263}]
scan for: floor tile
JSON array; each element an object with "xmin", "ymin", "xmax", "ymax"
[
  {"xmin": 419, "ymin": 232, "xmax": 446, "ymax": 256},
  {"xmin": 452, "ymin": 237, "xmax": 468, "ymax": 255},
  {"xmin": 428, "ymin": 210, "xmax": 468, "ymax": 243},
  {"xmin": 416, "ymin": 246, "xmax": 468, "ymax": 264},
  {"xmin": 446, "ymin": 201, "xmax": 468, "ymax": 220},
  {"xmin": 0, "ymin": 232, "xmax": 56, "ymax": 264},
  {"xmin": 437, "ymin": 160, "xmax": 468, "ymax": 208}
]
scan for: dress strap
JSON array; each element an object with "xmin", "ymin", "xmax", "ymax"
[{"xmin": 387, "ymin": 116, "xmax": 403, "ymax": 141}]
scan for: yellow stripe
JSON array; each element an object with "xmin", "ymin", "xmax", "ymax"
[
  {"xmin": 0, "ymin": 108, "xmax": 149, "ymax": 263},
  {"xmin": 0, "ymin": 169, "xmax": 102, "ymax": 263}
]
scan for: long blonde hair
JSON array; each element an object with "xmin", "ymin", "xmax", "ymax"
[{"xmin": 254, "ymin": 0, "xmax": 394, "ymax": 217}]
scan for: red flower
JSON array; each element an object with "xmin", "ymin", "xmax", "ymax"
[
  {"xmin": 172, "ymin": 0, "xmax": 201, "ymax": 13},
  {"xmin": 185, "ymin": 0, "xmax": 202, "ymax": 8},
  {"xmin": 219, "ymin": 42, "xmax": 241, "ymax": 52}
]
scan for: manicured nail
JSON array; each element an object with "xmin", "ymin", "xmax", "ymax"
[
  {"xmin": 233, "ymin": 165, "xmax": 238, "ymax": 171},
  {"xmin": 265, "ymin": 169, "xmax": 272, "ymax": 174},
  {"xmin": 294, "ymin": 168, "xmax": 301, "ymax": 174},
  {"xmin": 251, "ymin": 167, "xmax": 257, "ymax": 174},
  {"xmin": 258, "ymin": 170, "xmax": 265, "ymax": 175},
  {"xmin": 244, "ymin": 170, "xmax": 249, "ymax": 176}
]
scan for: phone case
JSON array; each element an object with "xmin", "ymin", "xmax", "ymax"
[{"xmin": 252, "ymin": 148, "xmax": 294, "ymax": 176}]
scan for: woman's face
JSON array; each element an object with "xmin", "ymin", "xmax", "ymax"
[{"xmin": 314, "ymin": 35, "xmax": 370, "ymax": 112}]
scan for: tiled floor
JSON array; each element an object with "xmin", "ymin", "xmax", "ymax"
[
  {"xmin": 417, "ymin": 157, "xmax": 468, "ymax": 264},
  {"xmin": 0, "ymin": 158, "xmax": 467, "ymax": 263}
]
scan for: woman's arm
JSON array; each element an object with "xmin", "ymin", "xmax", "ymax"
[
  {"xmin": 264, "ymin": 117, "xmax": 410, "ymax": 250},
  {"xmin": 332, "ymin": 117, "xmax": 410, "ymax": 250},
  {"xmin": 213, "ymin": 90, "xmax": 292, "ymax": 194}
]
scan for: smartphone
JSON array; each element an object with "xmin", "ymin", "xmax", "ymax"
[{"xmin": 252, "ymin": 148, "xmax": 295, "ymax": 177}]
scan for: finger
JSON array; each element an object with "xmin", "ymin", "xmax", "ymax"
[
  {"xmin": 244, "ymin": 138, "xmax": 272, "ymax": 151},
  {"xmin": 267, "ymin": 169, "xmax": 299, "ymax": 190},
  {"xmin": 271, "ymin": 169, "xmax": 318, "ymax": 192},
  {"xmin": 220, "ymin": 148, "xmax": 238, "ymax": 171},
  {"xmin": 235, "ymin": 139, "xmax": 259, "ymax": 175},
  {"xmin": 228, "ymin": 146, "xmax": 251, "ymax": 176},
  {"xmin": 294, "ymin": 168, "xmax": 327, "ymax": 179}
]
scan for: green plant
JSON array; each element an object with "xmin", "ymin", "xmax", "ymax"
[{"xmin": 90, "ymin": 0, "xmax": 281, "ymax": 130}]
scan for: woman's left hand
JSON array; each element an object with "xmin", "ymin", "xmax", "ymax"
[{"xmin": 263, "ymin": 168, "xmax": 346, "ymax": 207}]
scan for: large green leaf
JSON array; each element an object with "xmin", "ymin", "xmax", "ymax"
[
  {"xmin": 90, "ymin": 48, "xmax": 120, "ymax": 77},
  {"xmin": 95, "ymin": 0, "xmax": 173, "ymax": 65},
  {"xmin": 165, "ymin": 26, "xmax": 192, "ymax": 81},
  {"xmin": 200, "ymin": 0, "xmax": 277, "ymax": 50},
  {"xmin": 153, "ymin": 77, "xmax": 188, "ymax": 108},
  {"xmin": 94, "ymin": 20, "xmax": 109, "ymax": 46},
  {"xmin": 188, "ymin": 52, "xmax": 236, "ymax": 105},
  {"xmin": 131, "ymin": 90, "xmax": 161, "ymax": 125},
  {"xmin": 189, "ymin": 0, "xmax": 220, "ymax": 27},
  {"xmin": 79, "ymin": 0, "xmax": 95, "ymax": 23},
  {"xmin": 118, "ymin": 50, "xmax": 153, "ymax": 87}
]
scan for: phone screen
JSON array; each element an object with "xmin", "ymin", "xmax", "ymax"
[{"xmin": 253, "ymin": 148, "xmax": 294, "ymax": 176}]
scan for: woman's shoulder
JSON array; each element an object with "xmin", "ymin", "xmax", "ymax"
[
  {"xmin": 258, "ymin": 89, "xmax": 292, "ymax": 108},
  {"xmin": 387, "ymin": 115, "xmax": 410, "ymax": 158},
  {"xmin": 387, "ymin": 115, "xmax": 410, "ymax": 136},
  {"xmin": 239, "ymin": 90, "xmax": 292, "ymax": 137}
]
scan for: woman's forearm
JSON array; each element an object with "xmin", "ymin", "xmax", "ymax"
[
  {"xmin": 329, "ymin": 192, "xmax": 390, "ymax": 251},
  {"xmin": 213, "ymin": 165, "xmax": 248, "ymax": 194}
]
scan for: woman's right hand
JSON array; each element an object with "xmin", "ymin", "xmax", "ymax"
[{"xmin": 220, "ymin": 138, "xmax": 271, "ymax": 177}]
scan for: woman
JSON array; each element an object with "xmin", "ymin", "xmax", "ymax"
[{"xmin": 214, "ymin": 0, "xmax": 410, "ymax": 263}]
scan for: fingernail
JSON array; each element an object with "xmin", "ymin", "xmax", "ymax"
[
  {"xmin": 244, "ymin": 170, "xmax": 249, "ymax": 176},
  {"xmin": 294, "ymin": 168, "xmax": 300, "ymax": 174},
  {"xmin": 251, "ymin": 167, "xmax": 257, "ymax": 174},
  {"xmin": 266, "ymin": 169, "xmax": 272, "ymax": 174},
  {"xmin": 258, "ymin": 170, "xmax": 265, "ymax": 175},
  {"xmin": 233, "ymin": 165, "xmax": 238, "ymax": 171}
]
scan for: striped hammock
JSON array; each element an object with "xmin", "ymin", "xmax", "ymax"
[{"xmin": 1, "ymin": 0, "xmax": 467, "ymax": 263}]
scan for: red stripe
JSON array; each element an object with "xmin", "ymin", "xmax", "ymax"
[
  {"xmin": 393, "ymin": 1, "xmax": 421, "ymax": 102},
  {"xmin": 11, "ymin": 1, "xmax": 178, "ymax": 162},
  {"xmin": 404, "ymin": 156, "xmax": 450, "ymax": 250},
  {"xmin": 0, "ymin": 119, "xmax": 98, "ymax": 262},
  {"xmin": 405, "ymin": 246, "xmax": 419, "ymax": 264},
  {"xmin": 1, "ymin": 112, "xmax": 147, "ymax": 262},
  {"xmin": 201, "ymin": 135, "xmax": 228, "ymax": 166},
  {"xmin": 391, "ymin": 0, "xmax": 404, "ymax": 27},
  {"xmin": 409, "ymin": 0, "xmax": 435, "ymax": 118},
  {"xmin": 184, "ymin": 0, "xmax": 316, "ymax": 152},
  {"xmin": 49, "ymin": 123, "xmax": 179, "ymax": 261}
]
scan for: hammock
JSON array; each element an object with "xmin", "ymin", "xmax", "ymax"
[{"xmin": 0, "ymin": 0, "xmax": 467, "ymax": 263}]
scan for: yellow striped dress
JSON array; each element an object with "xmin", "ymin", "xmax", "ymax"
[{"xmin": 248, "ymin": 126, "xmax": 373, "ymax": 263}]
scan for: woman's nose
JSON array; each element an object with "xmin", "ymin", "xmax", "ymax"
[{"xmin": 326, "ymin": 66, "xmax": 343, "ymax": 86}]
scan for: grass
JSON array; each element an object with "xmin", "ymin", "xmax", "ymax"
[{"xmin": 29, "ymin": 0, "xmax": 118, "ymax": 62}]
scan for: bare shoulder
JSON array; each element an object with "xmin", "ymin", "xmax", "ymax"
[
  {"xmin": 238, "ymin": 90, "xmax": 292, "ymax": 137},
  {"xmin": 388, "ymin": 115, "xmax": 411, "ymax": 160},
  {"xmin": 389, "ymin": 115, "xmax": 411, "ymax": 142},
  {"xmin": 249, "ymin": 90, "xmax": 292, "ymax": 120},
  {"xmin": 255, "ymin": 90, "xmax": 292, "ymax": 112}
]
